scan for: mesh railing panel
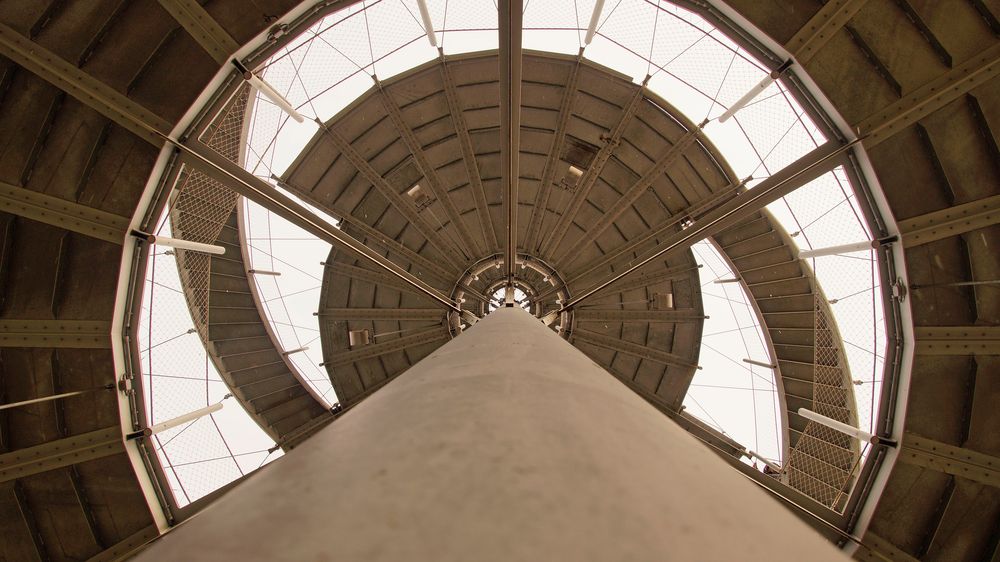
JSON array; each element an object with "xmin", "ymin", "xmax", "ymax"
[
  {"xmin": 201, "ymin": 84, "xmax": 252, "ymax": 161},
  {"xmin": 170, "ymin": 85, "xmax": 250, "ymax": 336},
  {"xmin": 783, "ymin": 295, "xmax": 860, "ymax": 510}
]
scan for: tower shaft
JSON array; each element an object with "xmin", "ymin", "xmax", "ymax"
[{"xmin": 140, "ymin": 307, "xmax": 843, "ymax": 560}]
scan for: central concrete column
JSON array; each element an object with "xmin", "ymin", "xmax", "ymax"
[{"xmin": 140, "ymin": 307, "xmax": 844, "ymax": 560}]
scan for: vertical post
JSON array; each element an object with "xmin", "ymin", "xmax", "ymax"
[
  {"xmin": 138, "ymin": 308, "xmax": 846, "ymax": 561},
  {"xmin": 499, "ymin": 0, "xmax": 522, "ymax": 288}
]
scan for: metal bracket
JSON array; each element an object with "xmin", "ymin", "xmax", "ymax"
[{"xmin": 891, "ymin": 278, "xmax": 907, "ymax": 302}]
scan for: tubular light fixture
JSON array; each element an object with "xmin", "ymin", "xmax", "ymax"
[
  {"xmin": 349, "ymin": 329, "xmax": 372, "ymax": 348},
  {"xmin": 742, "ymin": 358, "xmax": 777, "ymax": 369},
  {"xmin": 798, "ymin": 407, "xmax": 896, "ymax": 447},
  {"xmin": 128, "ymin": 396, "xmax": 231, "ymax": 439},
  {"xmin": 798, "ymin": 240, "xmax": 878, "ymax": 260},
  {"xmin": 801, "ymin": 235, "xmax": 899, "ymax": 259},
  {"xmin": 584, "ymin": 0, "xmax": 607, "ymax": 45},
  {"xmin": 562, "ymin": 165, "xmax": 584, "ymax": 189},
  {"xmin": 653, "ymin": 292, "xmax": 674, "ymax": 310},
  {"xmin": 416, "ymin": 0, "xmax": 438, "ymax": 47},
  {"xmin": 744, "ymin": 449, "xmax": 782, "ymax": 473},
  {"xmin": 798, "ymin": 236, "xmax": 897, "ymax": 260},
  {"xmin": 0, "ymin": 384, "xmax": 115, "ymax": 411},
  {"xmin": 233, "ymin": 60, "xmax": 305, "ymax": 123},
  {"xmin": 249, "ymin": 269, "xmax": 281, "ymax": 276},
  {"xmin": 133, "ymin": 231, "xmax": 226, "ymax": 255},
  {"xmin": 718, "ymin": 61, "xmax": 792, "ymax": 123},
  {"xmin": 407, "ymin": 183, "xmax": 433, "ymax": 210}
]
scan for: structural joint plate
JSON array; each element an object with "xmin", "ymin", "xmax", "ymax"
[
  {"xmin": 857, "ymin": 42, "xmax": 1000, "ymax": 146},
  {"xmin": 786, "ymin": 0, "xmax": 870, "ymax": 63},
  {"xmin": 899, "ymin": 193, "xmax": 1000, "ymax": 247},
  {"xmin": 0, "ymin": 319, "xmax": 112, "ymax": 348},
  {"xmin": 0, "ymin": 426, "xmax": 123, "ymax": 483},
  {"xmin": 0, "ymin": 22, "xmax": 169, "ymax": 145},
  {"xmin": 914, "ymin": 326, "xmax": 1000, "ymax": 355},
  {"xmin": 900, "ymin": 433, "xmax": 1000, "ymax": 488},
  {"xmin": 156, "ymin": 0, "xmax": 239, "ymax": 64},
  {"xmin": 0, "ymin": 182, "xmax": 128, "ymax": 244}
]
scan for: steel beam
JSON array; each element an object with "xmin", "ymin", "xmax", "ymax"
[
  {"xmin": 898, "ymin": 193, "xmax": 1000, "ymax": 247},
  {"xmin": 335, "ymin": 214, "xmax": 459, "ymax": 284},
  {"xmin": 272, "ymin": 177, "xmax": 460, "ymax": 283},
  {"xmin": 913, "ymin": 326, "xmax": 1000, "ymax": 355},
  {"xmin": 499, "ymin": 0, "xmax": 522, "ymax": 285},
  {"xmin": 0, "ymin": 22, "xmax": 169, "ymax": 146},
  {"xmin": 317, "ymin": 308, "xmax": 445, "ymax": 321},
  {"xmin": 536, "ymin": 263, "xmax": 698, "ymax": 303},
  {"xmin": 588, "ymin": 265, "xmax": 701, "ymax": 298},
  {"xmin": 439, "ymin": 57, "xmax": 498, "ymax": 252},
  {"xmin": 785, "ymin": 0, "xmax": 870, "ymax": 64},
  {"xmin": 156, "ymin": 0, "xmax": 239, "ymax": 64},
  {"xmin": 574, "ymin": 308, "xmax": 705, "ymax": 323},
  {"xmin": 275, "ymin": 413, "xmax": 337, "ymax": 452},
  {"xmin": 86, "ymin": 524, "xmax": 159, "ymax": 562},
  {"xmin": 315, "ymin": 123, "xmax": 465, "ymax": 270},
  {"xmin": 899, "ymin": 433, "xmax": 1000, "ymax": 488},
  {"xmin": 561, "ymin": 140, "xmax": 851, "ymax": 311},
  {"xmin": 564, "ymin": 184, "xmax": 741, "ymax": 282},
  {"xmin": 854, "ymin": 531, "xmax": 920, "ymax": 562},
  {"xmin": 0, "ymin": 426, "xmax": 124, "ymax": 483},
  {"xmin": 856, "ymin": 42, "xmax": 1000, "ymax": 147},
  {"xmin": 571, "ymin": 327, "xmax": 698, "ymax": 368},
  {"xmin": 376, "ymin": 85, "xmax": 480, "ymax": 259},
  {"xmin": 0, "ymin": 319, "xmax": 111, "ymax": 348},
  {"xmin": 540, "ymin": 85, "xmax": 646, "ymax": 260},
  {"xmin": 554, "ymin": 128, "xmax": 702, "ymax": 267},
  {"xmin": 0, "ymin": 180, "xmax": 129, "ymax": 244},
  {"xmin": 183, "ymin": 146, "xmax": 461, "ymax": 313},
  {"xmin": 327, "ymin": 262, "xmax": 427, "ymax": 296},
  {"xmin": 524, "ymin": 58, "xmax": 582, "ymax": 254},
  {"xmin": 323, "ymin": 326, "xmax": 450, "ymax": 369}
]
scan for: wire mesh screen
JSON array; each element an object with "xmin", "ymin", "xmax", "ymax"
[
  {"xmin": 170, "ymin": 85, "xmax": 250, "ymax": 335},
  {"xmin": 783, "ymin": 295, "xmax": 860, "ymax": 510},
  {"xmin": 201, "ymin": 84, "xmax": 252, "ymax": 161},
  {"xmin": 170, "ymin": 171, "xmax": 235, "ymax": 335}
]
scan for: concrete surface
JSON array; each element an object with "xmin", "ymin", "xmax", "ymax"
[{"xmin": 138, "ymin": 307, "xmax": 844, "ymax": 561}]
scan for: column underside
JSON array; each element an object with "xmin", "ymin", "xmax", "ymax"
[{"xmin": 139, "ymin": 307, "xmax": 843, "ymax": 560}]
